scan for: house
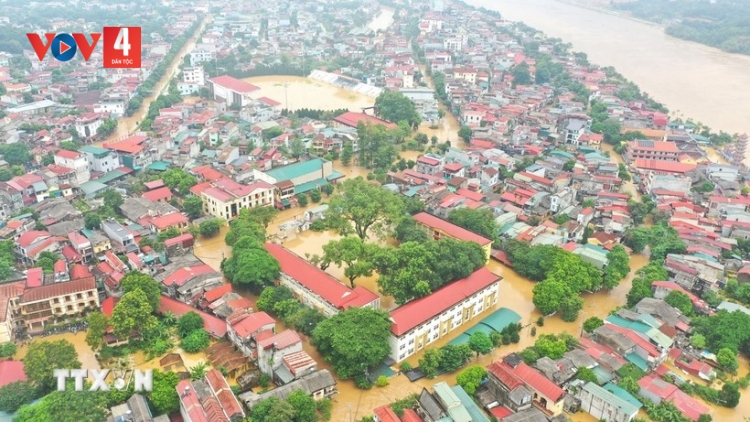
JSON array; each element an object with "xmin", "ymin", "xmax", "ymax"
[
  {"xmin": 101, "ymin": 219, "xmax": 138, "ymax": 252},
  {"xmin": 487, "ymin": 354, "xmax": 565, "ymax": 417},
  {"xmin": 104, "ymin": 135, "xmax": 152, "ymax": 170},
  {"xmin": 413, "ymin": 212, "xmax": 493, "ymax": 262},
  {"xmin": 53, "ymin": 150, "xmax": 91, "ymax": 185},
  {"xmin": 107, "ymin": 393, "xmax": 170, "ymax": 422},
  {"xmin": 576, "ymin": 382, "xmax": 641, "ymax": 422},
  {"xmin": 265, "ymin": 243, "xmax": 380, "ymax": 316},
  {"xmin": 158, "ymin": 296, "xmax": 227, "ymax": 338},
  {"xmin": 638, "ymin": 374, "xmax": 711, "ymax": 422},
  {"xmin": 149, "ymin": 213, "xmax": 190, "ymax": 234},
  {"xmin": 176, "ymin": 369, "xmax": 245, "ymax": 422},
  {"xmin": 12, "ymin": 277, "xmax": 99, "ymax": 334},
  {"xmin": 486, "ymin": 360, "xmax": 534, "ymax": 413},
  {"xmin": 374, "ymin": 405, "xmax": 401, "ymax": 422},
  {"xmin": 624, "ymin": 140, "xmax": 680, "ymax": 163},
  {"xmin": 388, "ymin": 267, "xmax": 500, "ymax": 362},
  {"xmin": 257, "ymin": 329, "xmax": 303, "ymax": 375},
  {"xmin": 253, "ymin": 158, "xmax": 343, "ymax": 205},
  {"xmin": 332, "ymin": 111, "xmax": 397, "ymax": 129},
  {"xmin": 227, "ymin": 311, "xmax": 275, "ymax": 358},
  {"xmin": 208, "ymin": 75, "xmax": 260, "ymax": 107},
  {"xmin": 159, "ymin": 264, "xmax": 223, "ymax": 303},
  {"xmin": 200, "ymin": 178, "xmax": 276, "ymax": 220},
  {"xmin": 417, "ymin": 154, "xmax": 445, "ymax": 176},
  {"xmin": 238, "ymin": 369, "xmax": 337, "ymax": 409}
]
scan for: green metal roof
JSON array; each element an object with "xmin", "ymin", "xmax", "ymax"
[
  {"xmin": 433, "ymin": 382, "xmax": 471, "ymax": 422},
  {"xmin": 603, "ymin": 383, "xmax": 643, "ymax": 410},
  {"xmin": 94, "ymin": 169, "xmax": 127, "ymax": 185},
  {"xmin": 592, "ymin": 366, "xmax": 614, "ymax": 385},
  {"xmin": 583, "ymin": 382, "xmax": 640, "ymax": 416},
  {"xmin": 80, "ymin": 181, "xmax": 108, "ymax": 195},
  {"xmin": 624, "ymin": 352, "xmax": 648, "ymax": 371},
  {"xmin": 479, "ymin": 308, "xmax": 522, "ymax": 332},
  {"xmin": 645, "ymin": 327, "xmax": 674, "ymax": 350},
  {"xmin": 147, "ymin": 161, "xmax": 171, "ymax": 171},
  {"xmin": 550, "ymin": 150, "xmax": 574, "ymax": 159},
  {"xmin": 451, "ymin": 385, "xmax": 490, "ymax": 422},
  {"xmin": 265, "ymin": 158, "xmax": 328, "ymax": 182},
  {"xmin": 326, "ymin": 170, "xmax": 345, "ymax": 181},
  {"xmin": 294, "ymin": 178, "xmax": 329, "ymax": 195},
  {"xmin": 606, "ymin": 315, "xmax": 652, "ymax": 334},
  {"xmin": 79, "ymin": 145, "xmax": 110, "ymax": 157}
]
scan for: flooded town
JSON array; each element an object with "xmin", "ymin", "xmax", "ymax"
[{"xmin": 0, "ymin": 0, "xmax": 749, "ymax": 421}]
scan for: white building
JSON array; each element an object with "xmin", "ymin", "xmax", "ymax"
[
  {"xmin": 388, "ymin": 267, "xmax": 500, "ymax": 362},
  {"xmin": 53, "ymin": 150, "xmax": 90, "ymax": 184},
  {"xmin": 576, "ymin": 383, "xmax": 641, "ymax": 422},
  {"xmin": 78, "ymin": 145, "xmax": 121, "ymax": 173},
  {"xmin": 178, "ymin": 66, "xmax": 206, "ymax": 95},
  {"xmin": 227, "ymin": 311, "xmax": 276, "ymax": 358},
  {"xmin": 93, "ymin": 100, "xmax": 126, "ymax": 117},
  {"xmin": 257, "ymin": 330, "xmax": 303, "ymax": 375},
  {"xmin": 189, "ymin": 43, "xmax": 217, "ymax": 66},
  {"xmin": 207, "ymin": 75, "xmax": 261, "ymax": 107},
  {"xmin": 74, "ymin": 113, "xmax": 103, "ymax": 139}
]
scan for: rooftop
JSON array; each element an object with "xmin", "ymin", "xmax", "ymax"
[{"xmin": 413, "ymin": 212, "xmax": 492, "ymax": 246}]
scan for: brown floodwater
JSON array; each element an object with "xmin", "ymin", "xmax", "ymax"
[
  {"xmin": 14, "ymin": 332, "xmax": 101, "ymax": 371},
  {"xmin": 242, "ymin": 75, "xmax": 375, "ymax": 112}
]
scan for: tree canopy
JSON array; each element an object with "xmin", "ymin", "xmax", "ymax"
[
  {"xmin": 221, "ymin": 242, "xmax": 280, "ymax": 293},
  {"xmin": 161, "ymin": 168, "xmax": 198, "ymax": 196},
  {"xmin": 312, "ymin": 307, "xmax": 392, "ymax": 379},
  {"xmin": 120, "ymin": 271, "xmax": 162, "ymax": 312},
  {"xmin": 148, "ymin": 370, "xmax": 180, "ymax": 415},
  {"xmin": 456, "ymin": 366, "xmax": 486, "ymax": 395},
  {"xmin": 325, "ymin": 177, "xmax": 406, "ymax": 240},
  {"xmin": 603, "ymin": 245, "xmax": 630, "ymax": 289},
  {"xmin": 22, "ymin": 340, "xmax": 81, "ymax": 392},
  {"xmin": 374, "ymin": 90, "xmax": 421, "ymax": 128},
  {"xmin": 356, "ymin": 122, "xmax": 400, "ymax": 170},
  {"xmin": 623, "ymin": 223, "xmax": 686, "ymax": 260},
  {"xmin": 447, "ymin": 208, "xmax": 498, "ymax": 240},
  {"xmin": 319, "ymin": 236, "xmax": 375, "ymax": 286},
  {"xmin": 111, "ymin": 289, "xmax": 158, "ymax": 339}
]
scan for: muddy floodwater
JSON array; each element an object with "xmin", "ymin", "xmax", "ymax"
[{"xmin": 242, "ymin": 75, "xmax": 375, "ymax": 112}]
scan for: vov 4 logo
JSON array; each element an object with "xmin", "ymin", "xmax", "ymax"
[
  {"xmin": 26, "ymin": 26, "xmax": 141, "ymax": 68},
  {"xmin": 54, "ymin": 368, "xmax": 153, "ymax": 392}
]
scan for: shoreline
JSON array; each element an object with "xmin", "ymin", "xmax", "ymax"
[{"xmin": 552, "ymin": 0, "xmax": 659, "ymax": 27}]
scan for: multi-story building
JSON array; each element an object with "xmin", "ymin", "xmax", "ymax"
[
  {"xmin": 413, "ymin": 212, "xmax": 493, "ymax": 262},
  {"xmin": 104, "ymin": 135, "xmax": 152, "ymax": 170},
  {"xmin": 101, "ymin": 219, "xmax": 138, "ymax": 252},
  {"xmin": 226, "ymin": 311, "xmax": 276, "ymax": 358},
  {"xmin": 179, "ymin": 66, "xmax": 206, "ymax": 95},
  {"xmin": 74, "ymin": 113, "xmax": 103, "ymax": 139},
  {"xmin": 207, "ymin": 75, "xmax": 260, "ymax": 107},
  {"xmin": 54, "ymin": 150, "xmax": 91, "ymax": 185},
  {"xmin": 388, "ymin": 267, "xmax": 500, "ymax": 362},
  {"xmin": 265, "ymin": 243, "xmax": 380, "ymax": 316},
  {"xmin": 624, "ymin": 140, "xmax": 680, "ymax": 163},
  {"xmin": 189, "ymin": 44, "xmax": 217, "ymax": 67},
  {"xmin": 253, "ymin": 158, "xmax": 344, "ymax": 206},
  {"xmin": 486, "ymin": 354, "xmax": 566, "ymax": 417},
  {"xmin": 79, "ymin": 145, "xmax": 121, "ymax": 173},
  {"xmin": 196, "ymin": 178, "xmax": 276, "ymax": 220},
  {"xmin": 0, "ymin": 276, "xmax": 99, "ymax": 338},
  {"xmin": 416, "ymin": 154, "xmax": 445, "ymax": 176}
]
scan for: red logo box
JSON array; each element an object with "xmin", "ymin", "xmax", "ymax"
[{"xmin": 103, "ymin": 26, "xmax": 141, "ymax": 68}]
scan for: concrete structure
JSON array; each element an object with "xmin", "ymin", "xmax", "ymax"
[
  {"xmin": 199, "ymin": 178, "xmax": 276, "ymax": 220},
  {"xmin": 487, "ymin": 354, "xmax": 565, "ymax": 417},
  {"xmin": 238, "ymin": 369, "xmax": 337, "ymax": 409},
  {"xmin": 176, "ymin": 369, "xmax": 245, "ymax": 422},
  {"xmin": 625, "ymin": 140, "xmax": 680, "ymax": 162},
  {"xmin": 256, "ymin": 330, "xmax": 303, "ymax": 375},
  {"xmin": 254, "ymin": 158, "xmax": 344, "ymax": 205},
  {"xmin": 413, "ymin": 212, "xmax": 493, "ymax": 262},
  {"xmin": 74, "ymin": 114, "xmax": 103, "ymax": 139},
  {"xmin": 54, "ymin": 150, "xmax": 91, "ymax": 184},
  {"xmin": 79, "ymin": 145, "xmax": 121, "ymax": 173},
  {"xmin": 208, "ymin": 75, "xmax": 260, "ymax": 107},
  {"xmin": 577, "ymin": 382, "xmax": 640, "ymax": 422},
  {"xmin": 388, "ymin": 267, "xmax": 500, "ymax": 362}
]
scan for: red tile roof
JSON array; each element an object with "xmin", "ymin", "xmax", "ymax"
[
  {"xmin": 265, "ymin": 243, "xmax": 379, "ymax": 310},
  {"xmin": 101, "ymin": 296, "xmax": 117, "ymax": 317},
  {"xmin": 334, "ymin": 111, "xmax": 397, "ymax": 129},
  {"xmin": 258, "ymin": 329, "xmax": 300, "ymax": 350},
  {"xmin": 144, "ymin": 179, "xmax": 165, "ymax": 190},
  {"xmin": 25, "ymin": 267, "xmax": 43, "ymax": 288},
  {"xmin": 208, "ymin": 75, "xmax": 260, "ymax": 93},
  {"xmin": 390, "ymin": 267, "xmax": 500, "ymax": 336},
  {"xmin": 203, "ymin": 284, "xmax": 233, "ymax": 302},
  {"xmin": 507, "ymin": 360, "xmax": 565, "ymax": 402},
  {"xmin": 17, "ymin": 230, "xmax": 51, "ymax": 248},
  {"xmin": 413, "ymin": 212, "xmax": 492, "ymax": 246},
  {"xmin": 191, "ymin": 166, "xmax": 227, "ymax": 182},
  {"xmin": 176, "ymin": 379, "xmax": 210, "ymax": 422},
  {"xmin": 61, "ymin": 245, "xmax": 83, "ymax": 263},
  {"xmin": 204, "ymin": 369, "xmax": 244, "ymax": 420},
  {"xmin": 487, "ymin": 361, "xmax": 525, "ymax": 390},
  {"xmin": 0, "ymin": 361, "xmax": 27, "ymax": 388},
  {"xmin": 150, "ymin": 213, "xmax": 189, "ymax": 230},
  {"xmin": 401, "ymin": 409, "xmax": 423, "ymax": 422},
  {"xmin": 55, "ymin": 149, "xmax": 81, "ymax": 160},
  {"xmin": 418, "ymin": 155, "xmax": 440, "ymax": 166},
  {"xmin": 158, "ymin": 296, "xmax": 227, "ymax": 338},
  {"xmin": 142, "ymin": 186, "xmax": 173, "ymax": 202},
  {"xmin": 627, "ymin": 140, "xmax": 680, "ymax": 153},
  {"xmin": 104, "ymin": 135, "xmax": 148, "ymax": 154},
  {"xmin": 21, "ymin": 277, "xmax": 96, "ymax": 303},
  {"xmin": 70, "ymin": 264, "xmax": 92, "ymax": 279},
  {"xmin": 230, "ymin": 311, "xmax": 275, "ymax": 339},
  {"xmin": 374, "ymin": 405, "xmax": 401, "ymax": 422},
  {"xmin": 633, "ymin": 159, "xmax": 696, "ymax": 174},
  {"xmin": 163, "ymin": 264, "xmax": 216, "ymax": 287},
  {"xmin": 164, "ymin": 233, "xmax": 194, "ymax": 247}
]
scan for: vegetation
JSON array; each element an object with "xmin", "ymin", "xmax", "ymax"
[
  {"xmin": 456, "ymin": 366, "xmax": 487, "ymax": 395},
  {"xmin": 626, "ymin": 262, "xmax": 666, "ymax": 307},
  {"xmin": 582, "ymin": 316, "xmax": 604, "ymax": 333},
  {"xmin": 251, "ymin": 389, "xmax": 328, "ymax": 422},
  {"xmin": 22, "ymin": 340, "xmax": 81, "ymax": 392},
  {"xmin": 256, "ymin": 286, "xmax": 325, "ymax": 336},
  {"xmin": 355, "ymin": 122, "xmax": 400, "ymax": 171},
  {"xmin": 325, "ymin": 177, "xmax": 405, "ymax": 240},
  {"xmin": 199, "ymin": 218, "xmax": 222, "ymax": 237},
  {"xmin": 447, "ymin": 208, "xmax": 498, "ymax": 240},
  {"xmin": 0, "ymin": 381, "xmax": 38, "ymax": 413},
  {"xmin": 317, "ymin": 237, "xmax": 375, "ymax": 286},
  {"xmin": 0, "ymin": 341, "xmax": 16, "ymax": 357},
  {"xmin": 111, "ymin": 289, "xmax": 159, "ymax": 339},
  {"xmin": 312, "ymin": 307, "xmax": 392, "ymax": 381},
  {"xmin": 374, "ymin": 90, "xmax": 421, "ymax": 128},
  {"xmin": 221, "ymin": 209, "xmax": 280, "ymax": 293},
  {"xmin": 149, "ymin": 370, "xmax": 180, "ymax": 415}
]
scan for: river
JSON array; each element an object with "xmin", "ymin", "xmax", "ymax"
[{"xmin": 464, "ymin": 0, "xmax": 750, "ymax": 136}]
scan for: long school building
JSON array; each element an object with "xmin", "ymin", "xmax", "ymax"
[
  {"xmin": 388, "ymin": 267, "xmax": 501, "ymax": 362},
  {"xmin": 413, "ymin": 212, "xmax": 493, "ymax": 262}
]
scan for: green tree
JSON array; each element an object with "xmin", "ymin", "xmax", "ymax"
[
  {"xmin": 438, "ymin": 344, "xmax": 473, "ymax": 372},
  {"xmin": 603, "ymin": 245, "xmax": 630, "ymax": 289},
  {"xmin": 719, "ymin": 382, "xmax": 740, "ymax": 408},
  {"xmin": 199, "ymin": 218, "xmax": 222, "ymax": 237},
  {"xmin": 664, "ymin": 290, "xmax": 694, "ymax": 316},
  {"xmin": 162, "ymin": 168, "xmax": 198, "ymax": 196},
  {"xmin": 312, "ymin": 307, "xmax": 392, "ymax": 380},
  {"xmin": 320, "ymin": 236, "xmax": 374, "ymax": 286},
  {"xmin": 157, "ymin": 226, "xmax": 181, "ymax": 242},
  {"xmin": 224, "ymin": 211, "xmax": 266, "ymax": 246},
  {"xmin": 148, "ymin": 370, "xmax": 180, "ymax": 415},
  {"xmin": 583, "ymin": 316, "xmax": 604, "ymax": 333},
  {"xmin": 287, "ymin": 389, "xmax": 317, "ymax": 422},
  {"xmin": 532, "ymin": 280, "xmax": 572, "ymax": 315},
  {"xmin": 85, "ymin": 311, "xmax": 109, "ymax": 350},
  {"xmin": 325, "ymin": 177, "xmax": 405, "ymax": 240},
  {"xmin": 309, "ymin": 188, "xmax": 322, "ymax": 203},
  {"xmin": 458, "ymin": 126, "xmax": 472, "ymax": 143},
  {"xmin": 394, "ymin": 217, "xmax": 431, "ymax": 243},
  {"xmin": 468, "ymin": 331, "xmax": 493, "ymax": 357},
  {"xmin": 180, "ymin": 329, "xmax": 210, "ymax": 353},
  {"xmin": 22, "ymin": 340, "xmax": 81, "ymax": 391},
  {"xmin": 456, "ymin": 365, "xmax": 487, "ymax": 395},
  {"xmin": 0, "ymin": 143, "xmax": 32, "ymax": 165},
  {"xmin": 576, "ymin": 367, "xmax": 598, "ymax": 384},
  {"xmin": 83, "ymin": 213, "xmax": 101, "ymax": 230},
  {"xmin": 13, "ymin": 386, "xmax": 108, "ymax": 422},
  {"xmin": 182, "ymin": 196, "xmax": 203, "ymax": 219},
  {"xmin": 290, "ymin": 138, "xmax": 305, "ymax": 158},
  {"xmin": 447, "ymin": 208, "xmax": 498, "ymax": 239},
  {"xmin": 0, "ymin": 341, "xmax": 16, "ymax": 357},
  {"xmin": 511, "ymin": 63, "xmax": 533, "ymax": 86},
  {"xmin": 120, "ymin": 271, "xmax": 162, "ymax": 312},
  {"xmin": 691, "ymin": 309, "xmax": 750, "ymax": 354},
  {"xmin": 716, "ymin": 348, "xmax": 738, "ymax": 374},
  {"xmin": 111, "ymin": 290, "xmax": 158, "ymax": 339},
  {"xmin": 177, "ymin": 311, "xmax": 204, "ymax": 338},
  {"xmin": 101, "ymin": 188, "xmax": 124, "ymax": 210},
  {"xmin": 0, "ymin": 381, "xmax": 38, "ymax": 413},
  {"xmin": 241, "ymin": 206, "xmax": 279, "ymax": 228},
  {"xmin": 534, "ymin": 334, "xmax": 568, "ymax": 359},
  {"xmin": 221, "ymin": 244, "xmax": 280, "ymax": 293},
  {"xmin": 297, "ymin": 193, "xmax": 309, "ymax": 207},
  {"xmin": 341, "ymin": 142, "xmax": 353, "ymax": 166},
  {"xmin": 374, "ymin": 90, "xmax": 421, "ymax": 127},
  {"xmin": 419, "ymin": 348, "xmax": 442, "ymax": 379},
  {"xmin": 690, "ymin": 333, "xmax": 707, "ymax": 349},
  {"xmin": 252, "ymin": 397, "xmax": 297, "ymax": 422}
]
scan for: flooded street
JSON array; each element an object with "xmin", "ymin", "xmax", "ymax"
[
  {"xmin": 14, "ymin": 332, "xmax": 100, "ymax": 370},
  {"xmin": 243, "ymin": 75, "xmax": 375, "ymax": 112}
]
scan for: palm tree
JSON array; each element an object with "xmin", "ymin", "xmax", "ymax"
[
  {"xmin": 162, "ymin": 312, "xmax": 177, "ymax": 327},
  {"xmin": 190, "ymin": 361, "xmax": 209, "ymax": 380}
]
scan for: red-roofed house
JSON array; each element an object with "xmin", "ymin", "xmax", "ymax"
[
  {"xmin": 333, "ymin": 111, "xmax": 397, "ymax": 129},
  {"xmin": 161, "ymin": 264, "xmax": 222, "ymax": 304},
  {"xmin": 227, "ymin": 311, "xmax": 276, "ymax": 357},
  {"xmin": 25, "ymin": 267, "xmax": 43, "ymax": 288},
  {"xmin": 0, "ymin": 361, "xmax": 27, "ymax": 388},
  {"xmin": 486, "ymin": 361, "xmax": 534, "ymax": 412},
  {"xmin": 265, "ymin": 244, "xmax": 380, "ymax": 316},
  {"xmin": 141, "ymin": 186, "xmax": 173, "ymax": 203},
  {"xmin": 103, "ymin": 135, "xmax": 150, "ymax": 170},
  {"xmin": 413, "ymin": 212, "xmax": 492, "ymax": 261},
  {"xmin": 257, "ymin": 329, "xmax": 303, "ymax": 375},
  {"xmin": 491, "ymin": 354, "xmax": 565, "ymax": 416},
  {"xmin": 54, "ymin": 149, "xmax": 90, "ymax": 184},
  {"xmin": 158, "ymin": 296, "xmax": 227, "ymax": 338},
  {"xmin": 374, "ymin": 405, "xmax": 401, "ymax": 422},
  {"xmin": 149, "ymin": 212, "xmax": 189, "ymax": 233},
  {"xmin": 388, "ymin": 267, "xmax": 500, "ymax": 362},
  {"xmin": 200, "ymin": 179, "xmax": 276, "ymax": 220},
  {"xmin": 625, "ymin": 140, "xmax": 680, "ymax": 163},
  {"xmin": 177, "ymin": 369, "xmax": 245, "ymax": 422},
  {"xmin": 208, "ymin": 75, "xmax": 260, "ymax": 107},
  {"xmin": 638, "ymin": 374, "xmax": 710, "ymax": 422}
]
